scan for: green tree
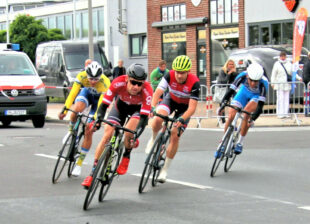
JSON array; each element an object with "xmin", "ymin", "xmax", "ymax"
[
  {"xmin": 48, "ymin": 28, "xmax": 66, "ymax": 41},
  {"xmin": 0, "ymin": 30, "xmax": 6, "ymax": 43},
  {"xmin": 10, "ymin": 14, "xmax": 48, "ymax": 62}
]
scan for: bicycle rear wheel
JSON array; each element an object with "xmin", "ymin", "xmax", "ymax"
[
  {"xmin": 224, "ymin": 130, "xmax": 239, "ymax": 172},
  {"xmin": 52, "ymin": 133, "xmax": 74, "ymax": 183},
  {"xmin": 68, "ymin": 131, "xmax": 84, "ymax": 177},
  {"xmin": 210, "ymin": 126, "xmax": 233, "ymax": 177},
  {"xmin": 98, "ymin": 143, "xmax": 123, "ymax": 202},
  {"xmin": 83, "ymin": 146, "xmax": 110, "ymax": 210},
  {"xmin": 138, "ymin": 133, "xmax": 163, "ymax": 193}
]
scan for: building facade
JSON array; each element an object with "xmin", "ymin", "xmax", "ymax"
[
  {"xmin": 0, "ymin": 0, "xmax": 148, "ymax": 71},
  {"xmin": 245, "ymin": 0, "xmax": 310, "ymax": 50},
  {"xmin": 147, "ymin": 0, "xmax": 245, "ymax": 87}
]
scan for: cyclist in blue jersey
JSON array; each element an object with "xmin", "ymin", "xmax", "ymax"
[{"xmin": 217, "ymin": 63, "xmax": 268, "ymax": 156}]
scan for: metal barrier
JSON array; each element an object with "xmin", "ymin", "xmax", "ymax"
[
  {"xmin": 191, "ymin": 85, "xmax": 209, "ymax": 128},
  {"xmin": 209, "ymin": 82, "xmax": 306, "ymax": 126}
]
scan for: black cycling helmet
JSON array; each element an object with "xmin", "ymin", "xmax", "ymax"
[
  {"xmin": 86, "ymin": 61, "xmax": 102, "ymax": 78},
  {"xmin": 127, "ymin": 63, "xmax": 147, "ymax": 81}
]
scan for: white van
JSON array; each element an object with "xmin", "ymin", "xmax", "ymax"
[{"xmin": 0, "ymin": 46, "xmax": 47, "ymax": 128}]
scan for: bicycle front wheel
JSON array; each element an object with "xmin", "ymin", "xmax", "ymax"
[
  {"xmin": 224, "ymin": 130, "xmax": 239, "ymax": 172},
  {"xmin": 68, "ymin": 131, "xmax": 84, "ymax": 177},
  {"xmin": 98, "ymin": 143, "xmax": 123, "ymax": 202},
  {"xmin": 138, "ymin": 133, "xmax": 163, "ymax": 193},
  {"xmin": 52, "ymin": 133, "xmax": 73, "ymax": 183},
  {"xmin": 210, "ymin": 126, "xmax": 233, "ymax": 177},
  {"xmin": 152, "ymin": 135, "xmax": 168, "ymax": 187},
  {"xmin": 83, "ymin": 146, "xmax": 111, "ymax": 210}
]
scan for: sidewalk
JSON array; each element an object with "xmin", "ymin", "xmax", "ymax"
[{"xmin": 46, "ymin": 102, "xmax": 310, "ymax": 128}]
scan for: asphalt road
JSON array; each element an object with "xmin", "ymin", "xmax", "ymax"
[{"xmin": 1, "ymin": 121, "xmax": 310, "ymax": 224}]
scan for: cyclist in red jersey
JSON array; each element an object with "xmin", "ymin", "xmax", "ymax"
[
  {"xmin": 146, "ymin": 55, "xmax": 201, "ymax": 183},
  {"xmin": 82, "ymin": 64, "xmax": 153, "ymax": 188}
]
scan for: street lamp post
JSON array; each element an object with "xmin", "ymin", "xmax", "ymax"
[
  {"xmin": 6, "ymin": 0, "xmax": 9, "ymax": 43},
  {"xmin": 88, "ymin": 0, "xmax": 94, "ymax": 60}
]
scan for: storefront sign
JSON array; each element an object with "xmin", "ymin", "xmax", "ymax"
[
  {"xmin": 191, "ymin": 0, "xmax": 201, "ymax": 7},
  {"xmin": 163, "ymin": 32, "xmax": 186, "ymax": 43},
  {"xmin": 211, "ymin": 27, "xmax": 239, "ymax": 39},
  {"xmin": 283, "ymin": 0, "xmax": 299, "ymax": 12}
]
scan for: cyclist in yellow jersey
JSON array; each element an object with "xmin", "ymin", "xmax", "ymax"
[{"xmin": 58, "ymin": 61, "xmax": 111, "ymax": 176}]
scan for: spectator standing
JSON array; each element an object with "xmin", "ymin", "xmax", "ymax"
[
  {"xmin": 217, "ymin": 59, "xmax": 238, "ymax": 85},
  {"xmin": 150, "ymin": 60, "xmax": 169, "ymax": 92},
  {"xmin": 112, "ymin": 59, "xmax": 126, "ymax": 80},
  {"xmin": 271, "ymin": 51, "xmax": 302, "ymax": 118},
  {"xmin": 302, "ymin": 52, "xmax": 310, "ymax": 116}
]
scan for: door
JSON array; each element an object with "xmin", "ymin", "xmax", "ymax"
[{"xmin": 197, "ymin": 43, "xmax": 206, "ymax": 78}]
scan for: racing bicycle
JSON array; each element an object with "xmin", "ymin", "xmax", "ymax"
[
  {"xmin": 83, "ymin": 118, "xmax": 136, "ymax": 210},
  {"xmin": 138, "ymin": 111, "xmax": 180, "ymax": 193},
  {"xmin": 52, "ymin": 108, "xmax": 91, "ymax": 183},
  {"xmin": 210, "ymin": 104, "xmax": 252, "ymax": 177}
]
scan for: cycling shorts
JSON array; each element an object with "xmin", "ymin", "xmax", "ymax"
[
  {"xmin": 157, "ymin": 94, "xmax": 190, "ymax": 131},
  {"xmin": 107, "ymin": 98, "xmax": 140, "ymax": 126},
  {"xmin": 75, "ymin": 87, "xmax": 99, "ymax": 116},
  {"xmin": 231, "ymin": 85, "xmax": 260, "ymax": 108}
]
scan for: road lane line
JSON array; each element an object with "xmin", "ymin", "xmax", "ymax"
[
  {"xmin": 34, "ymin": 153, "xmax": 88, "ymax": 165},
  {"xmin": 298, "ymin": 206, "xmax": 310, "ymax": 211},
  {"xmin": 188, "ymin": 126, "xmax": 310, "ymax": 132},
  {"xmin": 132, "ymin": 173, "xmax": 213, "ymax": 190}
]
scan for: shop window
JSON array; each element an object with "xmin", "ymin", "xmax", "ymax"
[
  {"xmin": 271, "ymin": 24, "xmax": 281, "ymax": 44},
  {"xmin": 57, "ymin": 16, "xmax": 64, "ymax": 34},
  {"xmin": 249, "ymin": 25, "xmax": 259, "ymax": 46},
  {"xmin": 261, "ymin": 27, "xmax": 270, "ymax": 45},
  {"xmin": 211, "ymin": 0, "xmax": 238, "ymax": 25},
  {"xmin": 162, "ymin": 4, "xmax": 186, "ymax": 22},
  {"xmin": 282, "ymin": 22, "xmax": 293, "ymax": 44},
  {"xmin": 76, "ymin": 13, "xmax": 81, "ymax": 39},
  {"xmin": 93, "ymin": 11, "xmax": 98, "ymax": 37},
  {"xmin": 130, "ymin": 34, "xmax": 147, "ymax": 57}
]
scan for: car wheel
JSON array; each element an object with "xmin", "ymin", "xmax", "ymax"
[
  {"xmin": 1, "ymin": 120, "xmax": 11, "ymax": 127},
  {"xmin": 32, "ymin": 115, "xmax": 45, "ymax": 128}
]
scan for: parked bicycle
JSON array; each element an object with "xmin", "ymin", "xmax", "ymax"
[
  {"xmin": 210, "ymin": 103, "xmax": 252, "ymax": 177},
  {"xmin": 138, "ymin": 111, "xmax": 180, "ymax": 193},
  {"xmin": 83, "ymin": 117, "xmax": 136, "ymax": 210},
  {"xmin": 52, "ymin": 108, "xmax": 91, "ymax": 183}
]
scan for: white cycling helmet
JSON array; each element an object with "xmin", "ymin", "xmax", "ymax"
[
  {"xmin": 86, "ymin": 61, "xmax": 102, "ymax": 78},
  {"xmin": 247, "ymin": 63, "xmax": 264, "ymax": 81}
]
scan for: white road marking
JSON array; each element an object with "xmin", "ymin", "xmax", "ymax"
[
  {"xmin": 188, "ymin": 126, "xmax": 310, "ymax": 132},
  {"xmin": 34, "ymin": 153, "xmax": 88, "ymax": 164},
  {"xmin": 35, "ymin": 154, "xmax": 309, "ymax": 211},
  {"xmin": 132, "ymin": 173, "xmax": 213, "ymax": 190},
  {"xmin": 298, "ymin": 206, "xmax": 310, "ymax": 211},
  {"xmin": 0, "ymin": 144, "xmax": 4, "ymax": 147}
]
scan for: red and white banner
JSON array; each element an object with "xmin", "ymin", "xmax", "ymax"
[{"xmin": 292, "ymin": 7, "xmax": 308, "ymax": 93}]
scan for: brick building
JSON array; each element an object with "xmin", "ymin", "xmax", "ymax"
[{"xmin": 147, "ymin": 0, "xmax": 245, "ymax": 88}]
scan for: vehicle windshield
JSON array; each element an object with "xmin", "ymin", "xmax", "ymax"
[
  {"xmin": 0, "ymin": 54, "xmax": 36, "ymax": 75},
  {"xmin": 64, "ymin": 49, "xmax": 108, "ymax": 70}
]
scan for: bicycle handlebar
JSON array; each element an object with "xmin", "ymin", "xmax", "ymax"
[
  {"xmin": 63, "ymin": 108, "xmax": 94, "ymax": 119},
  {"xmin": 223, "ymin": 103, "xmax": 252, "ymax": 116},
  {"xmin": 100, "ymin": 119, "xmax": 137, "ymax": 135},
  {"xmin": 154, "ymin": 111, "xmax": 182, "ymax": 137}
]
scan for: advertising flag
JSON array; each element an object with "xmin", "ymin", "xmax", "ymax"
[{"xmin": 292, "ymin": 7, "xmax": 308, "ymax": 93}]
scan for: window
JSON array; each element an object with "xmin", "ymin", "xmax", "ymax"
[
  {"xmin": 162, "ymin": 4, "xmax": 186, "ymax": 22},
  {"xmin": 130, "ymin": 34, "xmax": 147, "ymax": 57},
  {"xmin": 98, "ymin": 9, "xmax": 104, "ymax": 36},
  {"xmin": 249, "ymin": 25, "xmax": 259, "ymax": 45},
  {"xmin": 283, "ymin": 22, "xmax": 293, "ymax": 44},
  {"xmin": 210, "ymin": 0, "xmax": 238, "ymax": 25},
  {"xmin": 271, "ymin": 24, "xmax": 281, "ymax": 44},
  {"xmin": 48, "ymin": 17, "xmax": 56, "ymax": 29},
  {"xmin": 82, "ymin": 12, "xmax": 89, "ymax": 38},
  {"xmin": 57, "ymin": 16, "xmax": 64, "ymax": 34},
  {"xmin": 76, "ymin": 13, "xmax": 81, "ymax": 39},
  {"xmin": 93, "ymin": 11, "xmax": 98, "ymax": 37},
  {"xmin": 65, "ymin": 14, "xmax": 72, "ymax": 39}
]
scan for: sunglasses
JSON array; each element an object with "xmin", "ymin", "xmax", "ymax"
[
  {"xmin": 88, "ymin": 77, "xmax": 100, "ymax": 81},
  {"xmin": 129, "ymin": 79, "xmax": 144, "ymax": 86}
]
